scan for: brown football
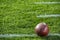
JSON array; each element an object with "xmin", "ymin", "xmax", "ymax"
[{"xmin": 35, "ymin": 22, "xmax": 49, "ymax": 36}]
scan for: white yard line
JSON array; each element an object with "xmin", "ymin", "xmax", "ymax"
[
  {"xmin": 37, "ymin": 14, "xmax": 60, "ymax": 18},
  {"xmin": 0, "ymin": 34, "xmax": 37, "ymax": 38},
  {"xmin": 0, "ymin": 33, "xmax": 60, "ymax": 38},
  {"xmin": 34, "ymin": 2, "xmax": 60, "ymax": 4},
  {"xmin": 48, "ymin": 33, "xmax": 60, "ymax": 36}
]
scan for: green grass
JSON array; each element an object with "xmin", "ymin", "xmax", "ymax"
[{"xmin": 0, "ymin": 0, "xmax": 60, "ymax": 40}]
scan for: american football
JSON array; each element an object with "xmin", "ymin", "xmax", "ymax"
[{"xmin": 35, "ymin": 22, "xmax": 49, "ymax": 36}]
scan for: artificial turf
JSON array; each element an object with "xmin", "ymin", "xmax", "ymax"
[{"xmin": 0, "ymin": 0, "xmax": 60, "ymax": 40}]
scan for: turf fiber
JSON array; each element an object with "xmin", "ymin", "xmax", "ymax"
[{"xmin": 0, "ymin": 0, "xmax": 60, "ymax": 40}]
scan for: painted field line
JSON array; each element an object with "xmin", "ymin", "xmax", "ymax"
[
  {"xmin": 37, "ymin": 14, "xmax": 60, "ymax": 18},
  {"xmin": 34, "ymin": 2, "xmax": 60, "ymax": 4},
  {"xmin": 0, "ymin": 34, "xmax": 37, "ymax": 38},
  {"xmin": 0, "ymin": 33, "xmax": 60, "ymax": 38},
  {"xmin": 48, "ymin": 33, "xmax": 60, "ymax": 36}
]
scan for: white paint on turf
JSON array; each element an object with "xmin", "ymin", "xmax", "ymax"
[
  {"xmin": 0, "ymin": 34, "xmax": 37, "ymax": 38},
  {"xmin": 37, "ymin": 14, "xmax": 60, "ymax": 18},
  {"xmin": 48, "ymin": 33, "xmax": 60, "ymax": 36},
  {"xmin": 34, "ymin": 2, "xmax": 60, "ymax": 4},
  {"xmin": 0, "ymin": 33, "xmax": 60, "ymax": 38}
]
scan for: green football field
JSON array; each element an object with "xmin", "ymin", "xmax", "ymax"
[{"xmin": 0, "ymin": 0, "xmax": 60, "ymax": 40}]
